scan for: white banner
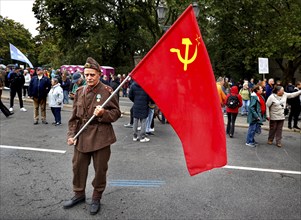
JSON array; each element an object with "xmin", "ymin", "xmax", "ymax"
[
  {"xmin": 258, "ymin": 57, "xmax": 269, "ymax": 74},
  {"xmin": 9, "ymin": 43, "xmax": 33, "ymax": 68}
]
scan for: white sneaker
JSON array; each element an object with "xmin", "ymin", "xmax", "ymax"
[
  {"xmin": 9, "ymin": 107, "xmax": 13, "ymax": 112},
  {"xmin": 20, "ymin": 107, "xmax": 27, "ymax": 112},
  {"xmin": 149, "ymin": 128, "xmax": 155, "ymax": 132},
  {"xmin": 245, "ymin": 143, "xmax": 256, "ymax": 148},
  {"xmin": 140, "ymin": 137, "xmax": 150, "ymax": 143},
  {"xmin": 124, "ymin": 123, "xmax": 133, "ymax": 128},
  {"xmin": 133, "ymin": 137, "xmax": 138, "ymax": 141}
]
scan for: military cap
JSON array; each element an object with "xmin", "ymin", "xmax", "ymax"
[{"xmin": 84, "ymin": 57, "xmax": 101, "ymax": 72}]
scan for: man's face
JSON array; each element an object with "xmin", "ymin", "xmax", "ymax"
[
  {"xmin": 76, "ymin": 78, "xmax": 82, "ymax": 85},
  {"xmin": 84, "ymin": 68, "xmax": 100, "ymax": 87},
  {"xmin": 37, "ymin": 69, "xmax": 43, "ymax": 75}
]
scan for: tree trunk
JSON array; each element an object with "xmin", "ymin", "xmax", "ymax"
[{"xmin": 275, "ymin": 58, "xmax": 300, "ymax": 85}]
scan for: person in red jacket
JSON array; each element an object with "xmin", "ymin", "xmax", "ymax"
[{"xmin": 224, "ymin": 86, "xmax": 243, "ymax": 138}]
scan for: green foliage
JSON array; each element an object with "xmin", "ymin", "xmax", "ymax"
[
  {"xmin": 32, "ymin": 0, "xmax": 159, "ymax": 72},
  {"xmin": 202, "ymin": 0, "xmax": 301, "ymax": 81},
  {"xmin": 2, "ymin": 0, "xmax": 300, "ymax": 82},
  {"xmin": 0, "ymin": 16, "xmax": 35, "ymax": 66}
]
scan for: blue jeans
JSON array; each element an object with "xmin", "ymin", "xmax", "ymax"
[
  {"xmin": 246, "ymin": 123, "xmax": 257, "ymax": 144},
  {"xmin": 63, "ymin": 90, "xmax": 69, "ymax": 104},
  {"xmin": 146, "ymin": 108, "xmax": 155, "ymax": 132},
  {"xmin": 122, "ymin": 88, "xmax": 127, "ymax": 97},
  {"xmin": 241, "ymin": 100, "xmax": 250, "ymax": 115}
]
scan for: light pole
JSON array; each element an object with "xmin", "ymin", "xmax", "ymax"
[
  {"xmin": 156, "ymin": 3, "xmax": 170, "ymax": 32},
  {"xmin": 156, "ymin": 1, "xmax": 200, "ymax": 27},
  {"xmin": 156, "ymin": 4, "xmax": 167, "ymax": 20},
  {"xmin": 192, "ymin": 2, "xmax": 200, "ymax": 18},
  {"xmin": 156, "ymin": 2, "xmax": 199, "ymax": 33}
]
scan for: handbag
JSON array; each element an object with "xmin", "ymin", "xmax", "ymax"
[{"xmin": 284, "ymin": 107, "xmax": 289, "ymax": 116}]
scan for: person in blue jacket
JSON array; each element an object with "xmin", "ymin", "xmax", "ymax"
[{"xmin": 28, "ymin": 67, "xmax": 51, "ymax": 124}]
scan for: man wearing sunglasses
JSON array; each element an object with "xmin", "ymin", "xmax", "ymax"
[{"xmin": 64, "ymin": 57, "xmax": 121, "ymax": 215}]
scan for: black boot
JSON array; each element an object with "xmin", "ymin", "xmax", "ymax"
[
  {"xmin": 90, "ymin": 200, "xmax": 100, "ymax": 215},
  {"xmin": 63, "ymin": 195, "xmax": 85, "ymax": 209}
]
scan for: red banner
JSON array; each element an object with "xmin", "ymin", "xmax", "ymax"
[{"xmin": 131, "ymin": 5, "xmax": 227, "ymax": 176}]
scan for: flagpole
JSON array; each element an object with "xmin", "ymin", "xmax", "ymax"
[{"xmin": 72, "ymin": 74, "xmax": 132, "ymax": 140}]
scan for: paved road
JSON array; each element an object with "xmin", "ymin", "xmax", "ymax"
[{"xmin": 0, "ymin": 97, "xmax": 300, "ymax": 219}]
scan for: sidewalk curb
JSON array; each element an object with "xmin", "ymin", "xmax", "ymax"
[{"xmin": 1, "ymin": 95, "xmax": 131, "ymax": 115}]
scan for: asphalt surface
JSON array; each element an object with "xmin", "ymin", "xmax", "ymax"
[{"xmin": 0, "ymin": 95, "xmax": 301, "ymax": 220}]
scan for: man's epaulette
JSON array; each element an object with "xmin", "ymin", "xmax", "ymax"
[{"xmin": 104, "ymin": 85, "xmax": 113, "ymax": 94}]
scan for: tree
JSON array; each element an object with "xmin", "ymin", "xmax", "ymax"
[
  {"xmin": 0, "ymin": 16, "xmax": 36, "ymax": 66},
  {"xmin": 33, "ymin": 0, "xmax": 160, "ymax": 73},
  {"xmin": 200, "ymin": 0, "xmax": 301, "ymax": 82},
  {"xmin": 32, "ymin": 0, "xmax": 301, "ymax": 81}
]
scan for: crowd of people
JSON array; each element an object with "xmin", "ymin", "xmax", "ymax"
[
  {"xmin": 1, "ymin": 64, "xmax": 300, "ymax": 145},
  {"xmin": 0, "ymin": 64, "xmax": 131, "ymax": 125},
  {"xmin": 217, "ymin": 76, "xmax": 301, "ymax": 148},
  {"xmin": 1, "ymin": 61, "xmax": 301, "ymax": 215}
]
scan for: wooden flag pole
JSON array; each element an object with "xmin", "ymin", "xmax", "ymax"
[{"xmin": 73, "ymin": 74, "xmax": 132, "ymax": 140}]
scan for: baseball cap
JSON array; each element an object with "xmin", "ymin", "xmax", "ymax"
[{"xmin": 72, "ymin": 72, "xmax": 82, "ymax": 83}]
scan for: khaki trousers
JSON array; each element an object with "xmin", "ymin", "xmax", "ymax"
[
  {"xmin": 33, "ymin": 98, "xmax": 47, "ymax": 121},
  {"xmin": 268, "ymin": 120, "xmax": 284, "ymax": 144},
  {"xmin": 72, "ymin": 146, "xmax": 111, "ymax": 200}
]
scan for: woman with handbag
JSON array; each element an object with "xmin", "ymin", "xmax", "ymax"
[{"xmin": 266, "ymin": 86, "xmax": 301, "ymax": 147}]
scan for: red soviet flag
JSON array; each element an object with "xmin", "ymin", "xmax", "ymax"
[{"xmin": 130, "ymin": 5, "xmax": 227, "ymax": 176}]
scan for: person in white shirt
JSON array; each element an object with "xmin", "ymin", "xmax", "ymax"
[
  {"xmin": 48, "ymin": 78, "xmax": 64, "ymax": 126},
  {"xmin": 266, "ymin": 86, "xmax": 301, "ymax": 147},
  {"xmin": 23, "ymin": 70, "xmax": 31, "ymax": 98}
]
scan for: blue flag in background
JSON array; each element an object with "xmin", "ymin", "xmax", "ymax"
[{"xmin": 9, "ymin": 43, "xmax": 33, "ymax": 68}]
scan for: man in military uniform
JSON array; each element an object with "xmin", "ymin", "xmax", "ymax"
[{"xmin": 64, "ymin": 57, "xmax": 121, "ymax": 215}]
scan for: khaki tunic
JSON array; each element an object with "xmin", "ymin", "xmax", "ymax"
[{"xmin": 68, "ymin": 82, "xmax": 121, "ymax": 152}]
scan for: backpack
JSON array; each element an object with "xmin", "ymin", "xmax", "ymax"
[{"xmin": 226, "ymin": 94, "xmax": 239, "ymax": 109}]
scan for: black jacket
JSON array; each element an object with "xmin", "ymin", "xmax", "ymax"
[
  {"xmin": 288, "ymin": 88, "xmax": 300, "ymax": 107},
  {"xmin": 61, "ymin": 78, "xmax": 71, "ymax": 91},
  {"xmin": 9, "ymin": 71, "xmax": 25, "ymax": 89},
  {"xmin": 129, "ymin": 82, "xmax": 150, "ymax": 119}
]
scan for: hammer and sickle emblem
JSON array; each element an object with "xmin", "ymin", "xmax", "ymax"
[{"xmin": 170, "ymin": 38, "xmax": 198, "ymax": 71}]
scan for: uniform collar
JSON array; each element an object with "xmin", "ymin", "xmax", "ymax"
[{"xmin": 86, "ymin": 81, "xmax": 100, "ymax": 93}]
